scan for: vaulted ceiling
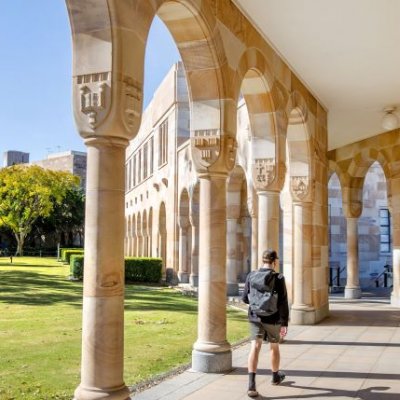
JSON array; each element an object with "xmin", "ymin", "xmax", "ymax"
[{"xmin": 233, "ymin": 0, "xmax": 400, "ymax": 150}]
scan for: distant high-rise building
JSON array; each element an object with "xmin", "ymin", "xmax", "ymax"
[
  {"xmin": 33, "ymin": 150, "xmax": 87, "ymax": 188},
  {"xmin": 3, "ymin": 150, "xmax": 29, "ymax": 167}
]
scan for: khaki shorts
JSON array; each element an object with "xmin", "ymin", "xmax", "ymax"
[{"xmin": 249, "ymin": 321, "xmax": 281, "ymax": 343}]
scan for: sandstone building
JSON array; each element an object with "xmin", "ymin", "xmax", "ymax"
[{"xmin": 64, "ymin": 1, "xmax": 400, "ymax": 398}]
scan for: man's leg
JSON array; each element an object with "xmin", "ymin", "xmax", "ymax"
[
  {"xmin": 248, "ymin": 338, "xmax": 262, "ymax": 372},
  {"xmin": 270, "ymin": 342, "xmax": 280, "ymax": 372},
  {"xmin": 266, "ymin": 325, "xmax": 286, "ymax": 386},
  {"xmin": 247, "ymin": 338, "xmax": 262, "ymax": 397}
]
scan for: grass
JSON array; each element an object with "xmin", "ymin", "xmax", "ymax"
[{"xmin": 0, "ymin": 257, "xmax": 249, "ymax": 400}]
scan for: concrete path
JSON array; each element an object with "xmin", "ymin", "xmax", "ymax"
[{"xmin": 131, "ymin": 295, "xmax": 400, "ymax": 400}]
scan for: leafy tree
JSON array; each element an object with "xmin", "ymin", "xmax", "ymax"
[
  {"xmin": 33, "ymin": 186, "xmax": 85, "ymax": 247},
  {"xmin": 0, "ymin": 165, "xmax": 80, "ymax": 256}
]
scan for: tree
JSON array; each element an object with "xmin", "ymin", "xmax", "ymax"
[
  {"xmin": 33, "ymin": 186, "xmax": 85, "ymax": 248},
  {"xmin": 0, "ymin": 165, "xmax": 80, "ymax": 256}
]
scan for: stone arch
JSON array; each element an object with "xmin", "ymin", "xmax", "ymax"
[
  {"xmin": 286, "ymin": 92, "xmax": 313, "ymax": 202},
  {"xmin": 348, "ymin": 148, "xmax": 391, "ymax": 183},
  {"xmin": 235, "ymin": 48, "xmax": 286, "ymax": 191},
  {"xmin": 66, "ymin": 0, "xmax": 230, "ymax": 148},
  {"xmin": 154, "ymin": 1, "xmax": 234, "ymax": 173},
  {"xmin": 343, "ymin": 150, "xmax": 390, "ymax": 218}
]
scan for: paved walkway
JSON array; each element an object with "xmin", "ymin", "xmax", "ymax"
[{"xmin": 131, "ymin": 295, "xmax": 400, "ymax": 400}]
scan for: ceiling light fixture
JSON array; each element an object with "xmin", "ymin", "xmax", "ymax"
[{"xmin": 382, "ymin": 107, "xmax": 399, "ymax": 131}]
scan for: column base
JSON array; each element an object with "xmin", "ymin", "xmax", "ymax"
[
  {"xmin": 227, "ymin": 283, "xmax": 239, "ymax": 296},
  {"xmin": 314, "ymin": 302, "xmax": 330, "ymax": 323},
  {"xmin": 190, "ymin": 274, "xmax": 198, "ymax": 287},
  {"xmin": 191, "ymin": 349, "xmax": 232, "ymax": 373},
  {"xmin": 290, "ymin": 305, "xmax": 316, "ymax": 325},
  {"xmin": 345, "ymin": 286, "xmax": 362, "ymax": 299},
  {"xmin": 390, "ymin": 292, "xmax": 400, "ymax": 307},
  {"xmin": 178, "ymin": 272, "xmax": 189, "ymax": 283},
  {"xmin": 74, "ymin": 384, "xmax": 130, "ymax": 400}
]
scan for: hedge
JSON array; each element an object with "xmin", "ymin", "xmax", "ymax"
[
  {"xmin": 63, "ymin": 249, "xmax": 84, "ymax": 264},
  {"xmin": 69, "ymin": 256, "xmax": 163, "ymax": 283},
  {"xmin": 125, "ymin": 257, "xmax": 163, "ymax": 283},
  {"xmin": 70, "ymin": 254, "xmax": 84, "ymax": 280},
  {"xmin": 60, "ymin": 248, "xmax": 83, "ymax": 262}
]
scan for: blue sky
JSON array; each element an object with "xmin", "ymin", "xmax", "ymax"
[{"xmin": 0, "ymin": 1, "xmax": 180, "ymax": 162}]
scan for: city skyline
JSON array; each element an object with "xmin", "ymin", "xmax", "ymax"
[{"xmin": 0, "ymin": 1, "xmax": 180, "ymax": 162}]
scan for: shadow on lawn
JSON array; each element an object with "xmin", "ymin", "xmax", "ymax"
[
  {"xmin": 0, "ymin": 270, "xmax": 200, "ymax": 313},
  {"xmin": 0, "ymin": 270, "xmax": 83, "ymax": 306},
  {"xmin": 125, "ymin": 289, "xmax": 198, "ymax": 314}
]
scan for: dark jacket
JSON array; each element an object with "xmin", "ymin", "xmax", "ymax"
[{"xmin": 242, "ymin": 267, "xmax": 289, "ymax": 326}]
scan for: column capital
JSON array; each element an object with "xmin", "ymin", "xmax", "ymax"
[
  {"xmin": 197, "ymin": 171, "xmax": 229, "ymax": 180},
  {"xmin": 84, "ymin": 136, "xmax": 129, "ymax": 149},
  {"xmin": 73, "ymin": 72, "xmax": 143, "ymax": 142}
]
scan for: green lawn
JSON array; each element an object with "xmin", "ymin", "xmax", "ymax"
[{"xmin": 0, "ymin": 257, "xmax": 249, "ymax": 400}]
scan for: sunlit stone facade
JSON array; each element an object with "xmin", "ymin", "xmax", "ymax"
[{"xmin": 64, "ymin": 1, "xmax": 398, "ymax": 398}]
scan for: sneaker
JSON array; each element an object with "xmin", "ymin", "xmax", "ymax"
[
  {"xmin": 247, "ymin": 388, "xmax": 259, "ymax": 397},
  {"xmin": 271, "ymin": 371, "xmax": 286, "ymax": 385}
]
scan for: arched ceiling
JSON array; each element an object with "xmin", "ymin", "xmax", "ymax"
[{"xmin": 233, "ymin": 0, "xmax": 400, "ymax": 150}]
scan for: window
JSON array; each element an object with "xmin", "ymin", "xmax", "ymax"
[
  {"xmin": 380, "ymin": 208, "xmax": 391, "ymax": 253},
  {"xmin": 138, "ymin": 149, "xmax": 142, "ymax": 183},
  {"xmin": 128, "ymin": 158, "xmax": 132, "ymax": 190},
  {"xmin": 158, "ymin": 119, "xmax": 168, "ymax": 166},
  {"xmin": 150, "ymin": 136, "xmax": 154, "ymax": 175},
  {"xmin": 143, "ymin": 142, "xmax": 148, "ymax": 179},
  {"xmin": 133, "ymin": 154, "xmax": 137, "ymax": 187}
]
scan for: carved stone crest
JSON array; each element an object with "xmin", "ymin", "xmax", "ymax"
[
  {"xmin": 291, "ymin": 176, "xmax": 309, "ymax": 200},
  {"xmin": 192, "ymin": 129, "xmax": 221, "ymax": 168},
  {"xmin": 123, "ymin": 77, "xmax": 142, "ymax": 132},
  {"xmin": 76, "ymin": 72, "xmax": 110, "ymax": 129},
  {"xmin": 252, "ymin": 158, "xmax": 275, "ymax": 190}
]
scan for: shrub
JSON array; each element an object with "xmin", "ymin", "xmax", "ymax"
[
  {"xmin": 60, "ymin": 248, "xmax": 83, "ymax": 262},
  {"xmin": 70, "ymin": 254, "xmax": 84, "ymax": 280},
  {"xmin": 63, "ymin": 249, "xmax": 84, "ymax": 264},
  {"xmin": 69, "ymin": 256, "xmax": 163, "ymax": 283},
  {"xmin": 125, "ymin": 257, "xmax": 163, "ymax": 283}
]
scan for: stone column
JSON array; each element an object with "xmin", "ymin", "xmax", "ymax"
[
  {"xmin": 74, "ymin": 137, "xmax": 130, "ymax": 400},
  {"xmin": 391, "ymin": 245, "xmax": 400, "ymax": 306},
  {"xmin": 192, "ymin": 173, "xmax": 231, "ymax": 372},
  {"xmin": 189, "ymin": 222, "xmax": 199, "ymax": 287},
  {"xmin": 226, "ymin": 218, "xmax": 239, "ymax": 295},
  {"xmin": 390, "ymin": 205, "xmax": 400, "ymax": 306},
  {"xmin": 178, "ymin": 218, "xmax": 189, "ymax": 283},
  {"xmin": 247, "ymin": 195, "xmax": 258, "ymax": 271},
  {"xmin": 251, "ymin": 215, "xmax": 258, "ymax": 270},
  {"xmin": 345, "ymin": 217, "xmax": 362, "ymax": 299},
  {"xmin": 291, "ymin": 201, "xmax": 315, "ymax": 325},
  {"xmin": 257, "ymin": 191, "xmax": 280, "ymax": 266},
  {"xmin": 242, "ymin": 216, "xmax": 251, "ymax": 275}
]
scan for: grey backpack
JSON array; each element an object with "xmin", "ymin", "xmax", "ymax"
[{"xmin": 248, "ymin": 270, "xmax": 278, "ymax": 316}]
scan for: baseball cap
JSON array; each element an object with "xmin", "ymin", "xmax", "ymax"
[{"xmin": 262, "ymin": 249, "xmax": 279, "ymax": 263}]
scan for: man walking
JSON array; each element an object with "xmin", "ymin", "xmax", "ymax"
[{"xmin": 242, "ymin": 249, "xmax": 289, "ymax": 397}]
